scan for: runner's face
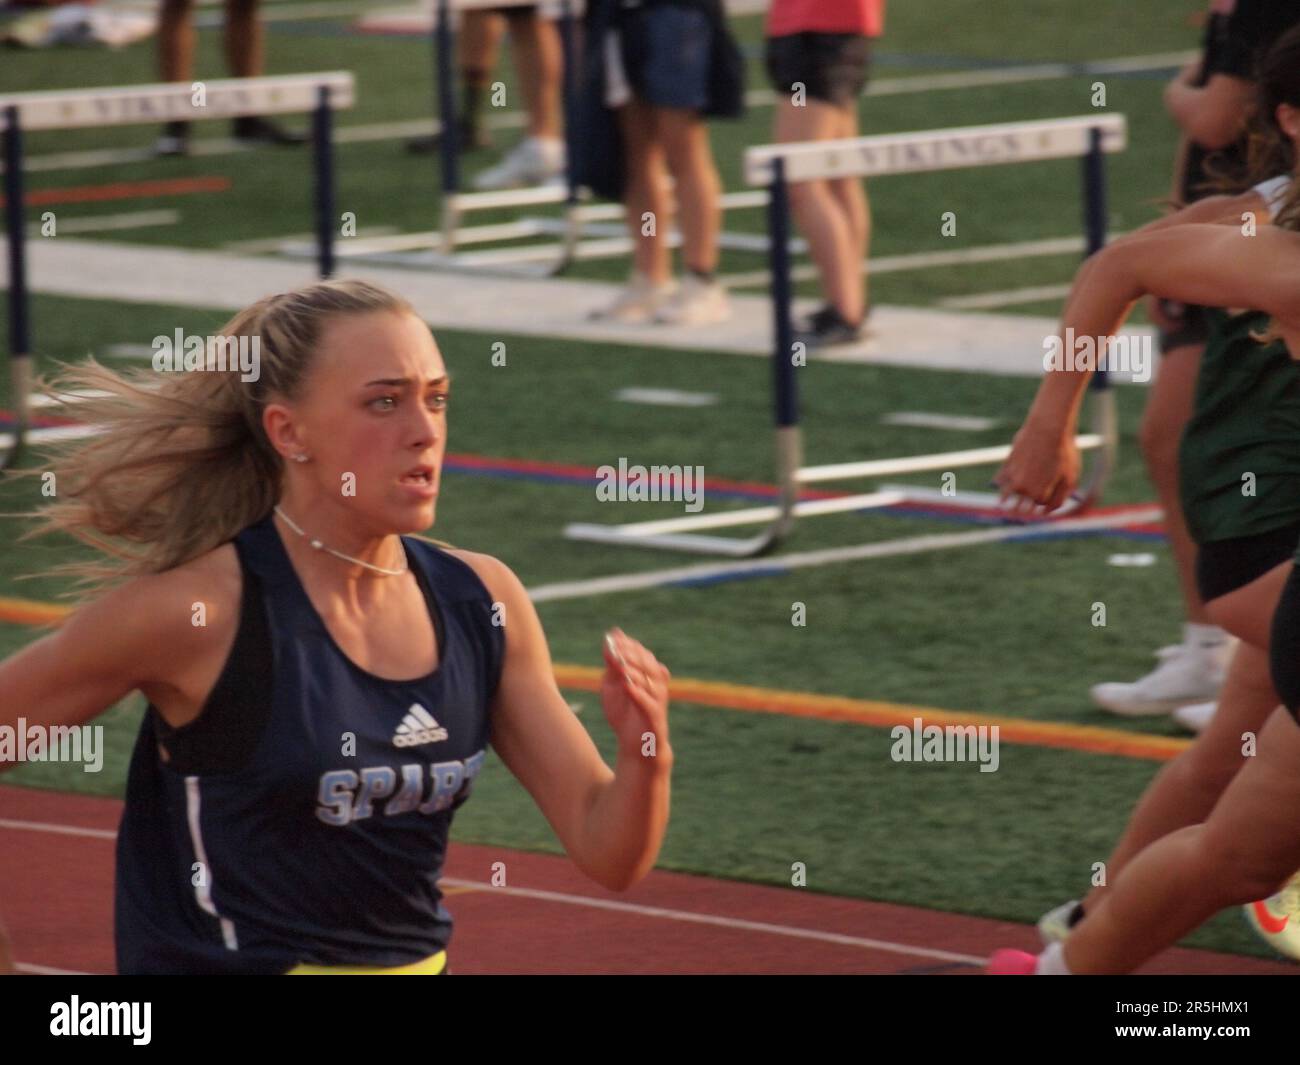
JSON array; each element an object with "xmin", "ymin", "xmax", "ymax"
[{"xmin": 302, "ymin": 310, "xmax": 449, "ymax": 532}]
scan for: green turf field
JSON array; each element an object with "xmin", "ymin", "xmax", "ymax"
[{"xmin": 2, "ymin": 1, "xmax": 1282, "ymax": 961}]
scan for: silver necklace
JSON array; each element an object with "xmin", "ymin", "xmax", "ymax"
[{"xmin": 274, "ymin": 506, "xmax": 409, "ymax": 577}]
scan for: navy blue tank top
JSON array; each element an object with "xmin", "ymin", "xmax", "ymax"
[{"xmin": 114, "ymin": 513, "xmax": 504, "ymax": 974}]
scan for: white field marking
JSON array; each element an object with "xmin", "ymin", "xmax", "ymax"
[
  {"xmin": 530, "ymin": 507, "xmax": 1164, "ymax": 602},
  {"xmin": 719, "ymin": 235, "xmax": 1099, "ymax": 289},
  {"xmin": 881, "ymin": 411, "xmax": 998, "ymax": 432},
  {"xmin": 438, "ymin": 878, "xmax": 985, "ymax": 965},
  {"xmin": 28, "ymin": 389, "xmax": 123, "ymax": 409},
  {"xmin": 0, "ymin": 814, "xmax": 984, "ymax": 966},
  {"xmin": 12, "ymin": 113, "xmax": 529, "ymax": 175},
  {"xmin": 613, "ymin": 387, "xmax": 718, "ymax": 408},
  {"xmin": 0, "ymin": 818, "xmax": 116, "ymax": 840},
  {"xmin": 100, "ymin": 343, "xmax": 157, "ymax": 360},
  {"xmin": 939, "ymin": 284, "xmax": 1074, "ymax": 311},
  {"xmin": 27, "ymin": 209, "xmax": 179, "ymax": 236},
  {"xmin": 225, "ymin": 224, "xmax": 400, "ymax": 254},
  {"xmin": 16, "ymin": 962, "xmax": 93, "ymax": 976},
  {"xmin": 0, "ymin": 426, "xmax": 106, "ymax": 448}
]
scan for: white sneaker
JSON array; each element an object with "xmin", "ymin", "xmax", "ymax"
[
  {"xmin": 1090, "ymin": 641, "xmax": 1231, "ymax": 717},
  {"xmin": 588, "ymin": 272, "xmax": 677, "ymax": 325},
  {"xmin": 1037, "ymin": 899, "xmax": 1082, "ymax": 944},
  {"xmin": 654, "ymin": 274, "xmax": 730, "ymax": 326},
  {"xmin": 1245, "ymin": 869, "xmax": 1300, "ymax": 961},
  {"xmin": 1171, "ymin": 700, "xmax": 1217, "ymax": 734},
  {"xmin": 472, "ymin": 136, "xmax": 566, "ymax": 191}
]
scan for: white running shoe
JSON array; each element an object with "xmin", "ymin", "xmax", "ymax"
[
  {"xmin": 654, "ymin": 274, "xmax": 730, "ymax": 326},
  {"xmin": 1090, "ymin": 641, "xmax": 1231, "ymax": 717},
  {"xmin": 1037, "ymin": 899, "xmax": 1082, "ymax": 944},
  {"xmin": 1171, "ymin": 700, "xmax": 1217, "ymax": 734},
  {"xmin": 1245, "ymin": 869, "xmax": 1300, "ymax": 961},
  {"xmin": 588, "ymin": 272, "xmax": 678, "ymax": 325},
  {"xmin": 471, "ymin": 136, "xmax": 566, "ymax": 191}
]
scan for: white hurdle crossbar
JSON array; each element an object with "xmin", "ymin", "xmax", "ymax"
[
  {"xmin": 565, "ymin": 114, "xmax": 1127, "ymax": 556},
  {"xmin": 0, "ymin": 72, "xmax": 355, "ymax": 470}
]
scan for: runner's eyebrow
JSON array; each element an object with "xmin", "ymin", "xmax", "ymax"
[{"xmin": 362, "ymin": 375, "xmax": 450, "ymax": 388}]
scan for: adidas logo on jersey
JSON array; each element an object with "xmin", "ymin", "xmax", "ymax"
[{"xmin": 392, "ymin": 704, "xmax": 449, "ymax": 747}]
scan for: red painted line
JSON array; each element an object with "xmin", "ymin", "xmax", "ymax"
[{"xmin": 0, "ymin": 176, "xmax": 231, "ymax": 208}]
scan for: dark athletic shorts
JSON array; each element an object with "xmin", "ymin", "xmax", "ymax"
[
  {"xmin": 765, "ymin": 32, "xmax": 871, "ymax": 108},
  {"xmin": 1156, "ymin": 299, "xmax": 1212, "ymax": 354},
  {"xmin": 1269, "ymin": 563, "xmax": 1300, "ymax": 719},
  {"xmin": 623, "ymin": 4, "xmax": 714, "ymax": 111},
  {"xmin": 1196, "ymin": 520, "xmax": 1300, "ymax": 605}
]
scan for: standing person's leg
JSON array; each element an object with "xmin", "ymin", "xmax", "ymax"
[
  {"xmin": 830, "ymin": 104, "xmax": 870, "ymax": 316},
  {"xmin": 155, "ymin": 0, "xmax": 198, "ymax": 155},
  {"xmin": 223, "ymin": 0, "xmax": 306, "ymax": 146},
  {"xmin": 408, "ymin": 11, "xmax": 505, "ymax": 154},
  {"xmin": 589, "ymin": 100, "xmax": 675, "ymax": 322},
  {"xmin": 1091, "ymin": 343, "xmax": 1232, "ymax": 718},
  {"xmin": 772, "ymin": 97, "xmax": 862, "ymax": 326},
  {"xmin": 656, "ymin": 108, "xmax": 721, "ymax": 277},
  {"xmin": 473, "ymin": 9, "xmax": 565, "ymax": 188}
]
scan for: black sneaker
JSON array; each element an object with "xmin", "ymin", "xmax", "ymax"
[
  {"xmin": 153, "ymin": 120, "xmax": 191, "ymax": 157},
  {"xmin": 794, "ymin": 305, "xmax": 869, "ymax": 348},
  {"xmin": 232, "ymin": 115, "xmax": 307, "ymax": 147},
  {"xmin": 406, "ymin": 119, "xmax": 492, "ymax": 155}
]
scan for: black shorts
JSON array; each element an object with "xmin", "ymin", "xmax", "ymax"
[
  {"xmin": 1156, "ymin": 299, "xmax": 1212, "ymax": 354},
  {"xmin": 1269, "ymin": 563, "xmax": 1300, "ymax": 718},
  {"xmin": 765, "ymin": 32, "xmax": 870, "ymax": 108},
  {"xmin": 1196, "ymin": 520, "xmax": 1300, "ymax": 604}
]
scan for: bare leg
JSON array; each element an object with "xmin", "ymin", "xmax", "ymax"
[
  {"xmin": 655, "ymin": 106, "xmax": 721, "ymax": 276},
  {"xmin": 773, "ymin": 97, "xmax": 863, "ymax": 322},
  {"xmin": 1065, "ymin": 706, "xmax": 1300, "ymax": 974},
  {"xmin": 158, "ymin": 0, "xmax": 197, "ymax": 82},
  {"xmin": 619, "ymin": 100, "xmax": 672, "ymax": 285},
  {"xmin": 1140, "ymin": 342, "xmax": 1211, "ymax": 624},
  {"xmin": 830, "ymin": 103, "xmax": 870, "ymax": 312},
  {"xmin": 224, "ymin": 0, "xmax": 261, "ymax": 77},
  {"xmin": 1079, "ymin": 562, "xmax": 1289, "ymax": 915},
  {"xmin": 504, "ymin": 11, "xmax": 564, "ymax": 140}
]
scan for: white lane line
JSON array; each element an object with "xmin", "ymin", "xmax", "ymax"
[
  {"xmin": 882, "ymin": 412, "xmax": 999, "ymax": 431},
  {"xmin": 12, "ymin": 114, "xmax": 528, "ymax": 175},
  {"xmin": 720, "ymin": 235, "xmax": 1098, "ymax": 290},
  {"xmin": 531, "ymin": 507, "xmax": 1164, "ymax": 602},
  {"xmin": 440, "ymin": 877, "xmax": 985, "ymax": 966},
  {"xmin": 16, "ymin": 962, "xmax": 94, "ymax": 975},
  {"xmin": 28, "ymin": 209, "xmax": 180, "ymax": 236},
  {"xmin": 0, "ymin": 818, "xmax": 117, "ymax": 840},
  {"xmin": 0, "ymin": 816, "xmax": 985, "ymax": 967},
  {"xmin": 939, "ymin": 284, "xmax": 1074, "ymax": 311},
  {"xmin": 613, "ymin": 387, "xmax": 718, "ymax": 408}
]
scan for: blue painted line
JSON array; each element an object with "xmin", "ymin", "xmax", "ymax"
[
  {"xmin": 665, "ymin": 566, "xmax": 792, "ymax": 590},
  {"xmin": 439, "ymin": 458, "xmax": 1167, "ymax": 543}
]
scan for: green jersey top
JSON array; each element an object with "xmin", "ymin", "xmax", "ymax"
[{"xmin": 1179, "ymin": 308, "xmax": 1300, "ymax": 545}]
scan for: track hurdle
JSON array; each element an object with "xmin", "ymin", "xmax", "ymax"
[
  {"xmin": 290, "ymin": 0, "xmax": 798, "ymax": 275},
  {"xmin": 564, "ymin": 114, "xmax": 1127, "ymax": 556},
  {"xmin": 0, "ymin": 71, "xmax": 354, "ymax": 470}
]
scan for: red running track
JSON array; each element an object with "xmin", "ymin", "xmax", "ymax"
[{"xmin": 1, "ymin": 785, "xmax": 1291, "ymax": 975}]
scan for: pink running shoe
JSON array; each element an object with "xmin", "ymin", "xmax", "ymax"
[{"xmin": 987, "ymin": 949, "xmax": 1037, "ymax": 974}]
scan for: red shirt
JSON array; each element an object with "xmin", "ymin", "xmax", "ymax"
[{"xmin": 767, "ymin": 0, "xmax": 885, "ymax": 38}]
